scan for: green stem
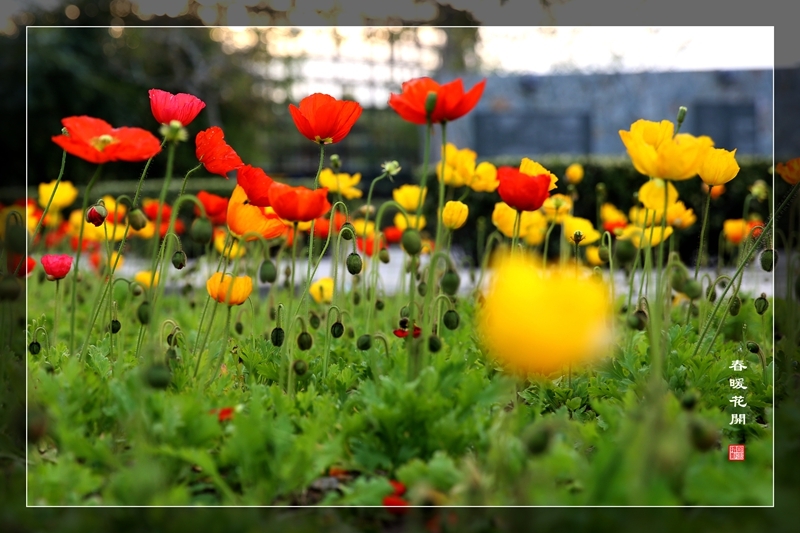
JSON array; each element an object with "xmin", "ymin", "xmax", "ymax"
[
  {"xmin": 148, "ymin": 141, "xmax": 177, "ymax": 297},
  {"xmin": 70, "ymin": 165, "xmax": 103, "ymax": 358},
  {"xmin": 179, "ymin": 163, "xmax": 203, "ymax": 197},
  {"xmin": 510, "ymin": 209, "xmax": 522, "ymax": 255},
  {"xmin": 24, "ymin": 149, "xmax": 67, "ymax": 265},
  {"xmin": 52, "ymin": 280, "xmax": 60, "ymax": 352},
  {"xmin": 694, "ymin": 187, "xmax": 713, "ymax": 280},
  {"xmin": 206, "ymin": 305, "xmax": 232, "ymax": 388},
  {"xmin": 542, "ymin": 221, "xmax": 557, "ymax": 268}
]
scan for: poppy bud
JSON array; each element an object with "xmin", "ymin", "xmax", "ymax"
[
  {"xmin": 676, "ymin": 106, "xmax": 687, "ymax": 126},
  {"xmin": 269, "ymin": 307, "xmax": 277, "ymax": 321},
  {"xmin": 0, "ymin": 276, "xmax": 21, "ymax": 301},
  {"xmin": 729, "ymin": 296, "xmax": 742, "ymax": 316},
  {"xmin": 399, "ymin": 317, "xmax": 410, "ymax": 329},
  {"xmin": 270, "ymin": 327, "xmax": 285, "ymax": 347},
  {"xmin": 706, "ymin": 286, "xmax": 717, "ymax": 302},
  {"xmin": 440, "ymin": 270, "xmax": 460, "ymax": 295},
  {"xmin": 353, "ymin": 291, "xmax": 361, "ymax": 305},
  {"xmin": 309, "ymin": 312, "xmax": 321, "ymax": 329},
  {"xmin": 284, "ymin": 266, "xmax": 292, "ymax": 278},
  {"xmin": 443, "ymin": 309, "xmax": 460, "ymax": 330},
  {"xmin": 626, "ymin": 309, "xmax": 648, "ymax": 331},
  {"xmin": 293, "ymin": 359, "xmax": 308, "ymax": 375},
  {"xmin": 128, "ymin": 208, "xmax": 148, "ymax": 230},
  {"xmin": 401, "ymin": 229, "xmax": 422, "ymax": 255},
  {"xmin": 522, "ymin": 423, "xmax": 552, "ymax": 455},
  {"xmin": 357, "ymin": 334, "xmax": 372, "ymax": 351},
  {"xmin": 400, "ymin": 306, "xmax": 410, "ymax": 319},
  {"xmin": 137, "ymin": 301, "xmax": 151, "ymax": 325},
  {"xmin": 681, "ymin": 390, "xmax": 698, "ymax": 411},
  {"xmin": 670, "ymin": 268, "xmax": 687, "ymax": 292},
  {"xmin": 417, "ymin": 282, "xmax": 427, "ymax": 297},
  {"xmin": 235, "ymin": 321, "xmax": 244, "ymax": 335},
  {"xmin": 428, "ymin": 335, "xmax": 442, "ymax": 353},
  {"xmin": 424, "ymin": 91, "xmax": 439, "ymax": 118},
  {"xmin": 689, "ymin": 418, "xmax": 718, "ymax": 452},
  {"xmin": 754, "ymin": 293, "xmax": 769, "ymax": 315},
  {"xmin": 379, "ymin": 248, "xmax": 390, "ymax": 264},
  {"xmin": 759, "ymin": 249, "xmax": 775, "ymax": 272},
  {"xmin": 171, "ymin": 250, "xmax": 187, "ymax": 270},
  {"xmin": 346, "ymin": 253, "xmax": 363, "ymax": 275},
  {"xmin": 382, "ymin": 160, "xmax": 402, "ymax": 176},
  {"xmin": 340, "ymin": 222, "xmax": 355, "ymax": 241},
  {"xmin": 190, "ymin": 217, "xmax": 213, "ymax": 243},
  {"xmin": 598, "ymin": 246, "xmax": 610, "ymax": 263},
  {"xmin": 375, "ymin": 299, "xmax": 385, "ymax": 311},
  {"xmin": 330, "ymin": 154, "xmax": 341, "ymax": 171},
  {"xmin": 615, "ymin": 239, "xmax": 636, "ymax": 264},
  {"xmin": 144, "ymin": 363, "xmax": 171, "ymax": 390},
  {"xmin": 572, "ymin": 230, "xmax": 584, "ymax": 245},
  {"xmin": 331, "ymin": 321, "xmax": 344, "ymax": 338},
  {"xmin": 297, "ymin": 331, "xmax": 313, "ymax": 351},
  {"xmin": 86, "ymin": 204, "xmax": 107, "ymax": 227},
  {"xmin": 259, "ymin": 260, "xmax": 278, "ymax": 283},
  {"xmin": 111, "ymin": 319, "xmax": 121, "ymax": 334},
  {"xmin": 6, "ymin": 224, "xmax": 28, "ymax": 254},
  {"xmin": 29, "ymin": 341, "xmax": 41, "ymax": 355},
  {"xmin": 347, "ymin": 327, "xmax": 355, "ymax": 339},
  {"xmin": 131, "ymin": 283, "xmax": 144, "ymax": 297},
  {"xmin": 683, "ymin": 280, "xmax": 702, "ymax": 300},
  {"xmin": 167, "ymin": 333, "xmax": 176, "ymax": 346},
  {"xmin": 747, "ymin": 341, "xmax": 760, "ymax": 354}
]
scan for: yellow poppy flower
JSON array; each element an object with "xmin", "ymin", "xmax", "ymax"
[
  {"xmin": 617, "ymin": 224, "xmax": 673, "ymax": 248},
  {"xmin": 521, "ymin": 209, "xmax": 548, "ymax": 246},
  {"xmin": 776, "ymin": 158, "xmax": 800, "ymax": 186},
  {"xmin": 698, "ymin": 147, "xmax": 739, "ymax": 187},
  {"xmin": 469, "ymin": 161, "xmax": 499, "ymax": 193},
  {"xmin": 436, "ymin": 143, "xmax": 476, "ymax": 188},
  {"xmin": 318, "ymin": 168, "xmax": 363, "ymax": 200},
  {"xmin": 392, "ymin": 184, "xmax": 427, "ymax": 213},
  {"xmin": 38, "ymin": 180, "xmax": 78, "ymax": 210},
  {"xmin": 565, "ymin": 163, "xmax": 584, "ymax": 184},
  {"xmin": 629, "ymin": 206, "xmax": 663, "ymax": 227},
  {"xmin": 563, "ymin": 216, "xmax": 601, "ymax": 246},
  {"xmin": 394, "ymin": 212, "xmax": 426, "ymax": 231},
  {"xmin": 585, "ymin": 245, "xmax": 606, "ymax": 266},
  {"xmin": 666, "ymin": 201, "xmax": 696, "ymax": 230},
  {"xmin": 619, "ymin": 119, "xmax": 714, "ymax": 180},
  {"xmin": 519, "ymin": 158, "xmax": 558, "ymax": 191},
  {"xmin": 309, "ymin": 277, "xmax": 334, "ymax": 304},
  {"xmin": 600, "ymin": 203, "xmax": 628, "ymax": 226},
  {"xmin": 541, "ymin": 194, "xmax": 572, "ymax": 223},
  {"xmin": 226, "ymin": 185, "xmax": 285, "ymax": 241},
  {"xmin": 214, "ymin": 229, "xmax": 246, "ymax": 258},
  {"xmin": 441, "ymin": 201, "xmax": 468, "ymax": 230},
  {"xmin": 478, "ymin": 252, "xmax": 612, "ymax": 375},
  {"xmin": 638, "ymin": 179, "xmax": 678, "ymax": 212},
  {"xmin": 135, "ymin": 270, "xmax": 159, "ymax": 289},
  {"xmin": 351, "ymin": 218, "xmax": 375, "ymax": 238},
  {"xmin": 206, "ymin": 272, "xmax": 253, "ymax": 306}
]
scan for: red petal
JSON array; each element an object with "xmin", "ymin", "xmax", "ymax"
[{"xmin": 236, "ymin": 165, "xmax": 274, "ymax": 207}]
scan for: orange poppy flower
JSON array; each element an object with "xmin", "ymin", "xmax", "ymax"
[
  {"xmin": 496, "ymin": 167, "xmax": 551, "ymax": 212},
  {"xmin": 288, "ymin": 93, "xmax": 362, "ymax": 145},
  {"xmin": 52, "ymin": 116, "xmax": 162, "ymax": 164},
  {"xmin": 776, "ymin": 158, "xmax": 800, "ymax": 186},
  {"xmin": 195, "ymin": 126, "xmax": 244, "ymax": 178},
  {"xmin": 388, "ymin": 77, "xmax": 486, "ymax": 125},
  {"xmin": 206, "ymin": 272, "xmax": 253, "ymax": 306},
  {"xmin": 267, "ymin": 182, "xmax": 332, "ymax": 223},
  {"xmin": 226, "ymin": 185, "xmax": 285, "ymax": 241},
  {"xmin": 195, "ymin": 191, "xmax": 229, "ymax": 226},
  {"xmin": 236, "ymin": 164, "xmax": 274, "ymax": 207}
]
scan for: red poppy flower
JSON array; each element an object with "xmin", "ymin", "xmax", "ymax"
[
  {"xmin": 52, "ymin": 116, "xmax": 162, "ymax": 165},
  {"xmin": 389, "ymin": 480, "xmax": 406, "ymax": 496},
  {"xmin": 389, "ymin": 77, "xmax": 486, "ymax": 125},
  {"xmin": 149, "ymin": 88, "xmax": 206, "ymax": 126},
  {"xmin": 142, "ymin": 199, "xmax": 172, "ymax": 222},
  {"xmin": 195, "ymin": 126, "xmax": 244, "ymax": 178},
  {"xmin": 268, "ymin": 182, "xmax": 331, "ymax": 223},
  {"xmin": 236, "ymin": 165, "xmax": 275, "ymax": 208},
  {"xmin": 209, "ymin": 407, "xmax": 235, "ymax": 422},
  {"xmin": 86, "ymin": 205, "xmax": 106, "ymax": 227},
  {"xmin": 603, "ymin": 219, "xmax": 628, "ymax": 234},
  {"xmin": 288, "ymin": 93, "xmax": 363, "ymax": 145},
  {"xmin": 7, "ymin": 254, "xmax": 36, "ymax": 278},
  {"xmin": 44, "ymin": 221, "xmax": 70, "ymax": 248},
  {"xmin": 496, "ymin": 167, "xmax": 551, "ymax": 212},
  {"xmin": 357, "ymin": 235, "xmax": 387, "ymax": 257},
  {"xmin": 382, "ymin": 494, "xmax": 410, "ymax": 514},
  {"xmin": 41, "ymin": 254, "xmax": 73, "ymax": 280},
  {"xmin": 159, "ymin": 219, "xmax": 185, "ymax": 238},
  {"xmin": 196, "ymin": 191, "xmax": 229, "ymax": 226},
  {"xmin": 394, "ymin": 325, "xmax": 422, "ymax": 339},
  {"xmin": 70, "ymin": 236, "xmax": 100, "ymax": 252},
  {"xmin": 312, "ymin": 211, "xmax": 347, "ymax": 239},
  {"xmin": 748, "ymin": 220, "xmax": 764, "ymax": 240},
  {"xmin": 383, "ymin": 226, "xmax": 403, "ymax": 244}
]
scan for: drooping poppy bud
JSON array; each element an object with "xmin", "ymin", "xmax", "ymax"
[
  {"xmin": 110, "ymin": 319, "xmax": 121, "ymax": 334},
  {"xmin": 331, "ymin": 321, "xmax": 344, "ymax": 338},
  {"xmin": 128, "ymin": 208, "xmax": 148, "ymax": 230},
  {"xmin": 417, "ymin": 281, "xmax": 427, "ymax": 297},
  {"xmin": 598, "ymin": 246, "xmax": 610, "ymax": 263},
  {"xmin": 428, "ymin": 335, "xmax": 442, "ymax": 353},
  {"xmin": 443, "ymin": 309, "xmax": 460, "ymax": 330},
  {"xmin": 626, "ymin": 310, "xmax": 648, "ymax": 331},
  {"xmin": 759, "ymin": 249, "xmax": 775, "ymax": 272},
  {"xmin": 190, "ymin": 217, "xmax": 213, "ymax": 243},
  {"xmin": 440, "ymin": 270, "xmax": 460, "ymax": 296},
  {"xmin": 681, "ymin": 390, "xmax": 698, "ymax": 411},
  {"xmin": 522, "ymin": 423, "xmax": 552, "ymax": 455},
  {"xmin": 309, "ymin": 312, "xmax": 321, "ymax": 329},
  {"xmin": 379, "ymin": 248, "xmax": 390, "ymax": 264},
  {"xmin": 137, "ymin": 301, "xmax": 151, "ymax": 325},
  {"xmin": 670, "ymin": 268, "xmax": 688, "ymax": 293},
  {"xmin": 746, "ymin": 341, "xmax": 761, "ymax": 354},
  {"xmin": 234, "ymin": 321, "xmax": 244, "ymax": 335},
  {"xmin": 683, "ymin": 280, "xmax": 702, "ymax": 300},
  {"xmin": 86, "ymin": 204, "xmax": 107, "ymax": 227},
  {"xmin": 375, "ymin": 299, "xmax": 385, "ymax": 311},
  {"xmin": 131, "ymin": 283, "xmax": 144, "ymax": 297},
  {"xmin": 399, "ymin": 306, "xmax": 410, "ymax": 319},
  {"xmin": 346, "ymin": 253, "xmax": 363, "ymax": 275},
  {"xmin": 706, "ymin": 286, "xmax": 717, "ymax": 302},
  {"xmin": 357, "ymin": 334, "xmax": 372, "ymax": 351},
  {"xmin": 401, "ymin": 229, "xmax": 422, "ymax": 255},
  {"xmin": 615, "ymin": 239, "xmax": 636, "ymax": 264},
  {"xmin": 257, "ymin": 260, "xmax": 277, "ymax": 284},
  {"xmin": 144, "ymin": 363, "xmax": 171, "ymax": 390},
  {"xmin": 171, "ymin": 249, "xmax": 187, "ymax": 270},
  {"xmin": 729, "ymin": 296, "xmax": 742, "ymax": 316},
  {"xmin": 754, "ymin": 293, "xmax": 769, "ymax": 315},
  {"xmin": 352, "ymin": 291, "xmax": 361, "ymax": 305},
  {"xmin": 293, "ymin": 359, "xmax": 308, "ymax": 375},
  {"xmin": 271, "ymin": 327, "xmax": 285, "ymax": 347},
  {"xmin": 29, "ymin": 341, "xmax": 41, "ymax": 355},
  {"xmin": 340, "ymin": 222, "xmax": 355, "ymax": 241}
]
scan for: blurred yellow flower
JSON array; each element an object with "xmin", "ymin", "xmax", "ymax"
[
  {"xmin": 519, "ymin": 158, "xmax": 558, "ymax": 191},
  {"xmin": 492, "ymin": 202, "xmax": 520, "ymax": 238},
  {"xmin": 701, "ymin": 182, "xmax": 726, "ymax": 199},
  {"xmin": 436, "ymin": 143, "xmax": 475, "ymax": 188},
  {"xmin": 351, "ymin": 218, "xmax": 375, "ymax": 238},
  {"xmin": 394, "ymin": 212, "xmax": 426, "ymax": 231},
  {"xmin": 565, "ymin": 163, "xmax": 584, "ymax": 184},
  {"xmin": 776, "ymin": 158, "xmax": 800, "ymax": 186},
  {"xmin": 101, "ymin": 195, "xmax": 127, "ymax": 221},
  {"xmin": 600, "ymin": 203, "xmax": 628, "ymax": 226},
  {"xmin": 392, "ymin": 185, "xmax": 427, "ymax": 212},
  {"xmin": 629, "ymin": 206, "xmax": 663, "ymax": 227},
  {"xmin": 469, "ymin": 162, "xmax": 499, "ymax": 192},
  {"xmin": 38, "ymin": 180, "xmax": 78, "ymax": 210},
  {"xmin": 541, "ymin": 194, "xmax": 572, "ymax": 223},
  {"xmin": 698, "ymin": 147, "xmax": 739, "ymax": 187},
  {"xmin": 619, "ymin": 119, "xmax": 714, "ymax": 180},
  {"xmin": 617, "ymin": 224, "xmax": 673, "ymax": 248},
  {"xmin": 206, "ymin": 272, "xmax": 253, "ymax": 306},
  {"xmin": 521, "ymin": 210, "xmax": 548, "ymax": 246},
  {"xmin": 441, "ymin": 201, "xmax": 468, "ymax": 230},
  {"xmin": 319, "ymin": 168, "xmax": 363, "ymax": 199},
  {"xmin": 131, "ymin": 220, "xmax": 156, "ymax": 239},
  {"xmin": 309, "ymin": 277, "xmax": 334, "ymax": 304},
  {"xmin": 666, "ymin": 201, "xmax": 696, "ymax": 230},
  {"xmin": 638, "ymin": 179, "xmax": 678, "ymax": 212},
  {"xmin": 585, "ymin": 245, "xmax": 606, "ymax": 266},
  {"xmin": 214, "ymin": 229, "xmax": 246, "ymax": 258},
  {"xmin": 135, "ymin": 270, "xmax": 159, "ymax": 289},
  {"xmin": 563, "ymin": 216, "xmax": 601, "ymax": 246},
  {"xmin": 478, "ymin": 252, "xmax": 612, "ymax": 375}
]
